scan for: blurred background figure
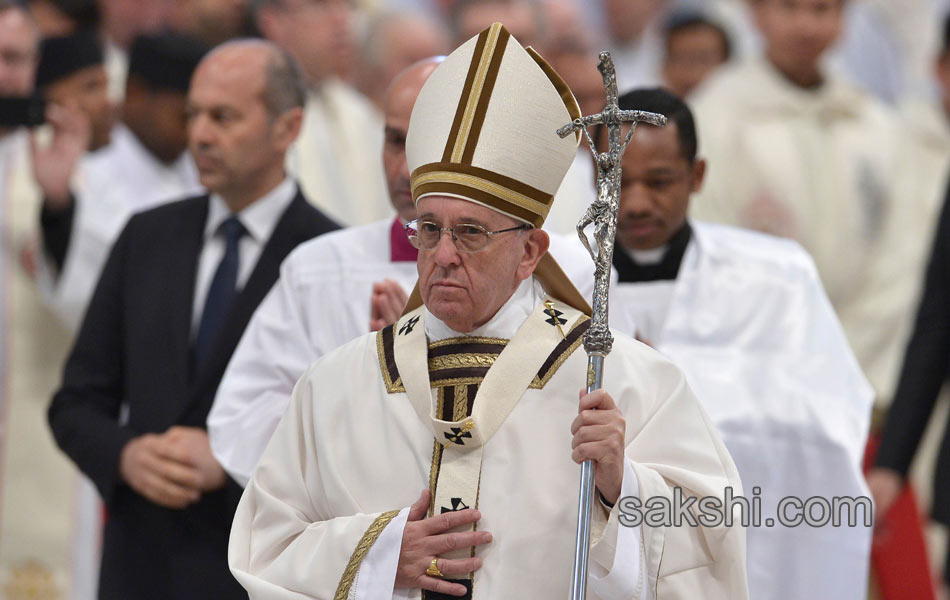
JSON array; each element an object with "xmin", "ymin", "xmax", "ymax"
[
  {"xmin": 0, "ymin": 2, "xmax": 100, "ymax": 599},
  {"xmin": 96, "ymin": 0, "xmax": 173, "ymax": 100},
  {"xmin": 533, "ymin": 0, "xmax": 599, "ymax": 234},
  {"xmin": 599, "ymin": 0, "xmax": 668, "ymax": 90},
  {"xmin": 35, "ymin": 31, "xmax": 209, "ymax": 330},
  {"xmin": 538, "ymin": 0, "xmax": 603, "ymax": 117},
  {"xmin": 168, "ymin": 0, "xmax": 253, "ymax": 47},
  {"xmin": 355, "ymin": 11, "xmax": 450, "ymax": 111},
  {"xmin": 688, "ymin": 0, "xmax": 902, "ymax": 403},
  {"xmin": 660, "ymin": 10, "xmax": 731, "ymax": 98},
  {"xmin": 27, "ymin": 0, "xmax": 99, "ymax": 37},
  {"xmin": 450, "ymin": 0, "xmax": 545, "ymax": 47},
  {"xmin": 0, "ymin": 0, "xmax": 38, "ymax": 99},
  {"xmin": 255, "ymin": 0, "xmax": 391, "ymax": 226},
  {"xmin": 34, "ymin": 29, "xmax": 114, "ymax": 151}
]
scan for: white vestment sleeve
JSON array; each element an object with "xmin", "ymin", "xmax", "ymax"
[
  {"xmin": 589, "ymin": 459, "xmax": 648, "ymax": 600},
  {"xmin": 352, "ymin": 507, "xmax": 409, "ymax": 600},
  {"xmin": 229, "ymin": 369, "xmax": 408, "ymax": 599},
  {"xmin": 209, "ymin": 257, "xmax": 317, "ymax": 486}
]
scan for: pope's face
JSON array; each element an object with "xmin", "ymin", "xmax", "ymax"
[
  {"xmin": 616, "ymin": 121, "xmax": 704, "ymax": 251},
  {"xmin": 416, "ymin": 196, "xmax": 547, "ymax": 333}
]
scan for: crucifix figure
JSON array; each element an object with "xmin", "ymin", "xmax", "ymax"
[
  {"xmin": 556, "ymin": 51, "xmax": 666, "ymax": 600},
  {"xmin": 557, "ymin": 51, "xmax": 666, "ymax": 357}
]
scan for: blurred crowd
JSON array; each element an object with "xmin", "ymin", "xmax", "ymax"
[{"xmin": 2, "ymin": 0, "xmax": 950, "ymax": 598}]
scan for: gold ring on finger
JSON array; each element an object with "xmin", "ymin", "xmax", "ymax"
[{"xmin": 426, "ymin": 557, "xmax": 444, "ymax": 578}]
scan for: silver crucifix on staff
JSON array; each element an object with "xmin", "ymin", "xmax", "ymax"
[{"xmin": 556, "ymin": 51, "xmax": 667, "ymax": 600}]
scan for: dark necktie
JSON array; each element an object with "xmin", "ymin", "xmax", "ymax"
[{"xmin": 194, "ymin": 215, "xmax": 247, "ymax": 368}]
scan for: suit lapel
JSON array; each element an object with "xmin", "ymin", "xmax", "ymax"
[
  {"xmin": 181, "ymin": 191, "xmax": 324, "ymax": 422},
  {"xmin": 169, "ymin": 197, "xmax": 208, "ymax": 391}
]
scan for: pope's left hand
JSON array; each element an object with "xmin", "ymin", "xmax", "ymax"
[{"xmin": 571, "ymin": 389, "xmax": 626, "ymax": 506}]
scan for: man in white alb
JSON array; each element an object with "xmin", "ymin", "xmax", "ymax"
[{"xmin": 607, "ymin": 88, "xmax": 872, "ymax": 600}]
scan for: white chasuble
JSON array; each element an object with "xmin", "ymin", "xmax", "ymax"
[
  {"xmin": 611, "ymin": 221, "xmax": 873, "ymax": 600},
  {"xmin": 229, "ymin": 278, "xmax": 749, "ymax": 599}
]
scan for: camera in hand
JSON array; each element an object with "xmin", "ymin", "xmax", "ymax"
[{"xmin": 0, "ymin": 96, "xmax": 47, "ymax": 127}]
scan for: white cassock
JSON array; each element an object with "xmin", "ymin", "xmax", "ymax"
[
  {"xmin": 37, "ymin": 123, "xmax": 202, "ymax": 330},
  {"xmin": 209, "ymin": 219, "xmax": 600, "ymax": 486},
  {"xmin": 228, "ymin": 276, "xmax": 749, "ymax": 599},
  {"xmin": 0, "ymin": 129, "xmax": 100, "ymax": 598},
  {"xmin": 688, "ymin": 57, "xmax": 903, "ymax": 400},
  {"xmin": 610, "ymin": 221, "xmax": 873, "ymax": 600},
  {"xmin": 288, "ymin": 81, "xmax": 392, "ymax": 227}
]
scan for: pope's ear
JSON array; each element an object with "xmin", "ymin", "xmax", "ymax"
[{"xmin": 517, "ymin": 228, "xmax": 549, "ymax": 280}]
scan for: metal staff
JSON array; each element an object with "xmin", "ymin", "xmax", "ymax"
[{"xmin": 557, "ymin": 51, "xmax": 667, "ymax": 600}]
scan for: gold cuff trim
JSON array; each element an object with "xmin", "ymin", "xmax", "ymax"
[{"xmin": 334, "ymin": 510, "xmax": 401, "ymax": 600}]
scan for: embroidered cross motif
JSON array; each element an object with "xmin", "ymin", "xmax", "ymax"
[
  {"xmin": 440, "ymin": 497, "xmax": 470, "ymax": 513},
  {"xmin": 399, "ymin": 315, "xmax": 421, "ymax": 336},
  {"xmin": 444, "ymin": 427, "xmax": 473, "ymax": 445},
  {"xmin": 543, "ymin": 300, "xmax": 568, "ymax": 339},
  {"xmin": 545, "ymin": 308, "xmax": 566, "ymax": 326}
]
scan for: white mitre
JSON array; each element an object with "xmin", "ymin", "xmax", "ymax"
[{"xmin": 403, "ymin": 22, "xmax": 591, "ymax": 315}]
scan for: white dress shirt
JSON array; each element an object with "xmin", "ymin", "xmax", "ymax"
[{"xmin": 191, "ymin": 177, "xmax": 296, "ymax": 333}]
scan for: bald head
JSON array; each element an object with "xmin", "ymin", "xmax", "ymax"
[
  {"xmin": 382, "ymin": 57, "xmax": 443, "ymax": 223},
  {"xmin": 359, "ymin": 13, "xmax": 450, "ymax": 110},
  {"xmin": 198, "ymin": 38, "xmax": 305, "ymax": 118},
  {"xmin": 187, "ymin": 39, "xmax": 305, "ymax": 210}
]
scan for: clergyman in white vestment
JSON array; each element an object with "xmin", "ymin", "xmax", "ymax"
[
  {"xmin": 604, "ymin": 88, "xmax": 873, "ymax": 600},
  {"xmin": 229, "ymin": 24, "xmax": 749, "ymax": 600}
]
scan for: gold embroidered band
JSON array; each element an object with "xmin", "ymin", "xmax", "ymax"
[{"xmin": 334, "ymin": 510, "xmax": 400, "ymax": 600}]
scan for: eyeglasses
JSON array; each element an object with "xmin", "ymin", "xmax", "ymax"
[{"xmin": 404, "ymin": 219, "xmax": 530, "ymax": 253}]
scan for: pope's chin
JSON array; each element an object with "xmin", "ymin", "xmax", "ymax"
[{"xmin": 423, "ymin": 287, "xmax": 472, "ymax": 329}]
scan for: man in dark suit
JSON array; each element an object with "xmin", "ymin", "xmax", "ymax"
[
  {"xmin": 48, "ymin": 39, "xmax": 338, "ymax": 599},
  {"xmin": 870, "ymin": 173, "xmax": 950, "ymax": 597}
]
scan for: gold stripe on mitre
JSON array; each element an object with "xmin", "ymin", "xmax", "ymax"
[{"xmin": 442, "ymin": 23, "xmax": 510, "ymax": 164}]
